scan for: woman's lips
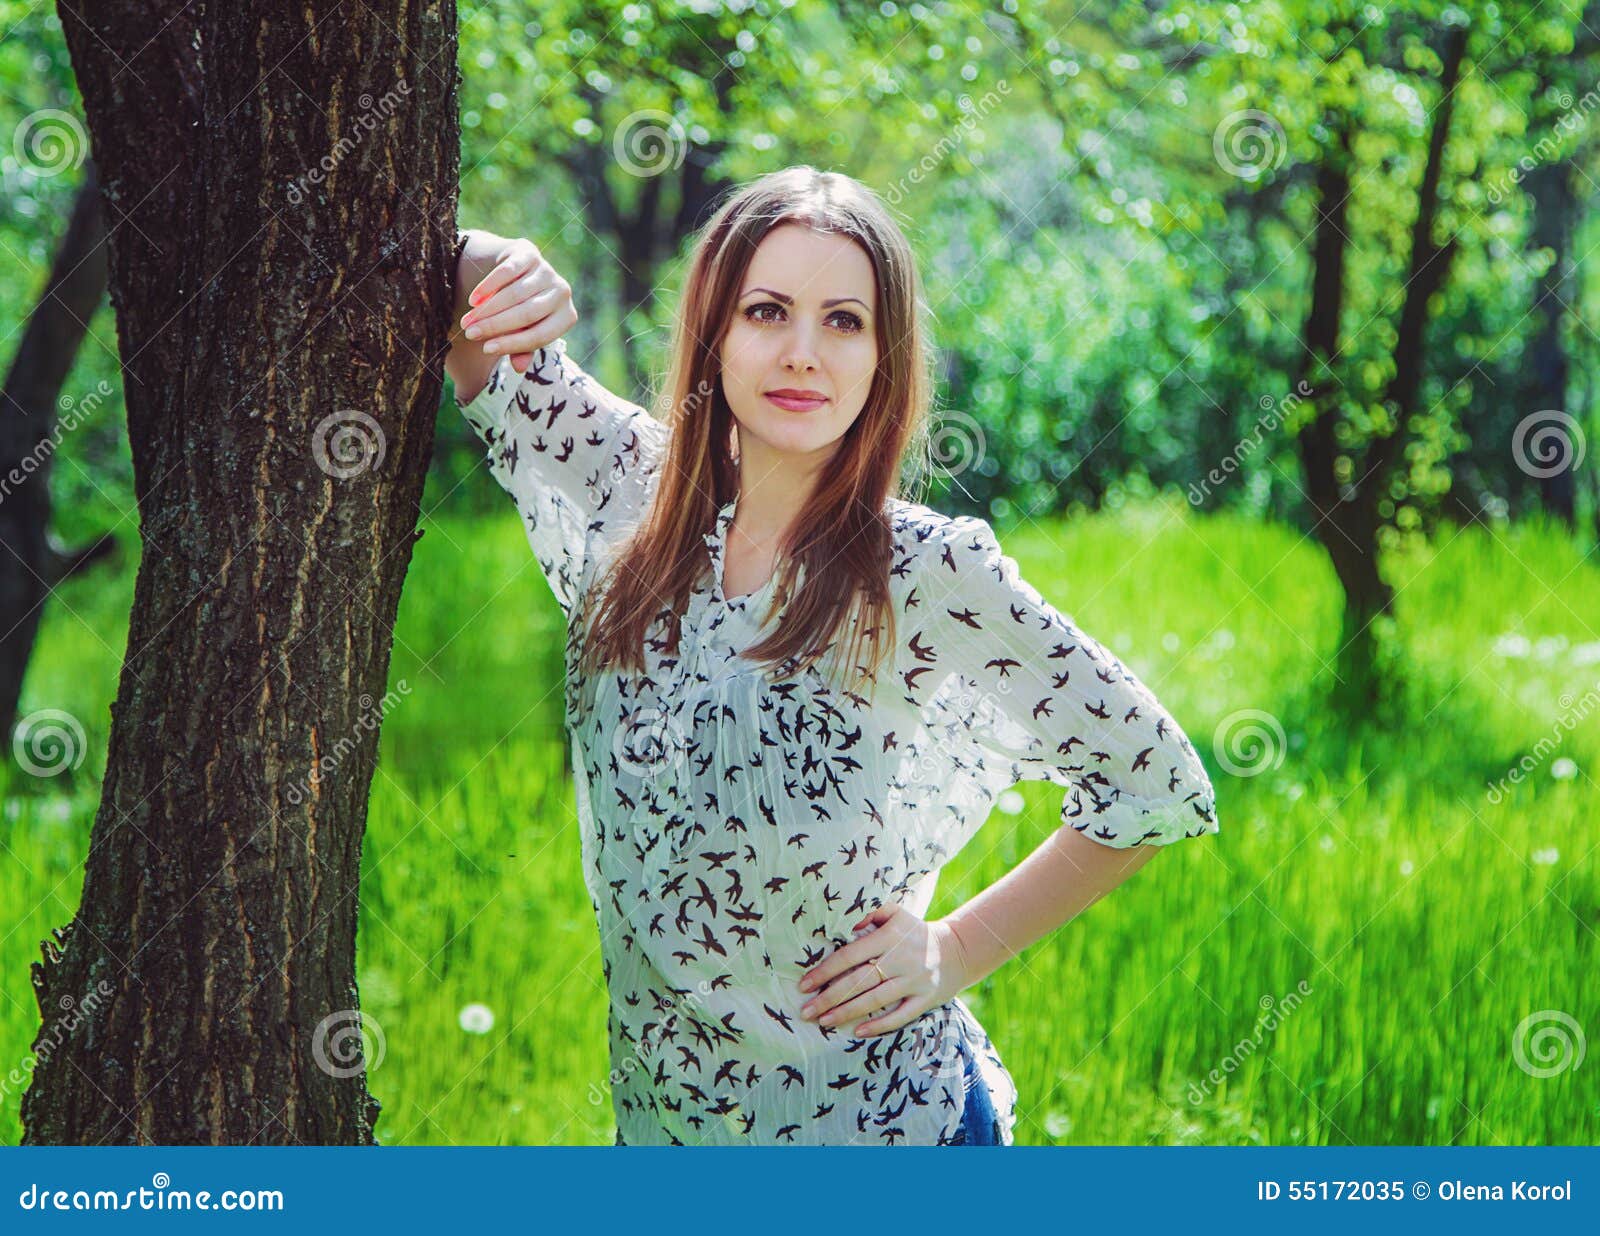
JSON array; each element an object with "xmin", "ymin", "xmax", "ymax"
[{"xmin": 764, "ymin": 392, "xmax": 827, "ymax": 411}]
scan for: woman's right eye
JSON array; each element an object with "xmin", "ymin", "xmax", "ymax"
[{"xmin": 744, "ymin": 302, "xmax": 783, "ymax": 323}]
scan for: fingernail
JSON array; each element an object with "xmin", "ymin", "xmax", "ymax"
[
  {"xmin": 484, "ymin": 341, "xmax": 499, "ymax": 353},
  {"xmin": 464, "ymin": 325, "xmax": 481, "ymax": 339}
]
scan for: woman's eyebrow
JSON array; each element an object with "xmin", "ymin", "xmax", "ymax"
[{"xmin": 742, "ymin": 286, "xmax": 870, "ymax": 311}]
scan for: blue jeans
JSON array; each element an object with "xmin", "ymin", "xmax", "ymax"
[
  {"xmin": 612, "ymin": 1034, "xmax": 1004, "ymax": 1146},
  {"xmin": 943, "ymin": 1031, "xmax": 1002, "ymax": 1146}
]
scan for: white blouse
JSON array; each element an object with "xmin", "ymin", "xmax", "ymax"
[{"xmin": 458, "ymin": 339, "xmax": 1220, "ymax": 1146}]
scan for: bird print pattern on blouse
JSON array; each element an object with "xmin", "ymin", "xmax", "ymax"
[{"xmin": 458, "ymin": 339, "xmax": 1220, "ymax": 1147}]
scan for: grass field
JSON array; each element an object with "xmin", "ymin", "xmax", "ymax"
[{"xmin": 4, "ymin": 495, "xmax": 1596, "ymax": 1146}]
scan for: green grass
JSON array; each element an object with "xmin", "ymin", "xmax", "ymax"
[{"xmin": 3, "ymin": 497, "xmax": 1596, "ymax": 1146}]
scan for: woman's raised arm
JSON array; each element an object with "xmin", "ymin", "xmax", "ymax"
[
  {"xmin": 447, "ymin": 228, "xmax": 579, "ymax": 403},
  {"xmin": 448, "ymin": 229, "xmax": 668, "ymax": 619}
]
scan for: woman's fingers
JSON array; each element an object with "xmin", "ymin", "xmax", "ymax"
[
  {"xmin": 469, "ymin": 284, "xmax": 570, "ymax": 349},
  {"xmin": 817, "ymin": 977, "xmax": 908, "ymax": 1030},
  {"xmin": 480, "ymin": 301, "xmax": 580, "ymax": 358},
  {"xmin": 468, "ymin": 243, "xmax": 541, "ymax": 313},
  {"xmin": 805, "ymin": 961, "xmax": 896, "ymax": 1023},
  {"xmin": 855, "ymin": 995, "xmax": 924, "ymax": 1037},
  {"xmin": 464, "ymin": 267, "xmax": 559, "ymax": 335}
]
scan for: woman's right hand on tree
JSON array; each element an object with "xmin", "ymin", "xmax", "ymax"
[
  {"xmin": 460, "ymin": 233, "xmax": 579, "ymax": 371},
  {"xmin": 451, "ymin": 232, "xmax": 578, "ymax": 379}
]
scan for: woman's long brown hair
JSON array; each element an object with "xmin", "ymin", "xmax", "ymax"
[{"xmin": 576, "ymin": 165, "xmax": 936, "ymax": 698}]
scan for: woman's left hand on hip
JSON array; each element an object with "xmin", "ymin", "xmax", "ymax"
[{"xmin": 794, "ymin": 904, "xmax": 971, "ymax": 1038}]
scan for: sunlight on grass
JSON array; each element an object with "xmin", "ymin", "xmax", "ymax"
[{"xmin": 4, "ymin": 501, "xmax": 1594, "ymax": 1146}]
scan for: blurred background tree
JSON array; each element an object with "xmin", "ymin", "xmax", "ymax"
[{"xmin": 6, "ymin": 0, "xmax": 1599, "ymax": 709}]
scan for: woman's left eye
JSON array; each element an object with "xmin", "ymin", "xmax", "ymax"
[{"xmin": 743, "ymin": 303, "xmax": 864, "ymax": 334}]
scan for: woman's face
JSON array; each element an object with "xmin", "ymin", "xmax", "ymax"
[{"xmin": 717, "ymin": 222, "xmax": 880, "ymax": 466}]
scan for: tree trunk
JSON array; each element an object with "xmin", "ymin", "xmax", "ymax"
[
  {"xmin": 22, "ymin": 0, "xmax": 460, "ymax": 1145},
  {"xmin": 1293, "ymin": 139, "xmax": 1393, "ymax": 698},
  {"xmin": 1295, "ymin": 24, "xmax": 1467, "ymax": 705},
  {"xmin": 1522, "ymin": 158, "xmax": 1577, "ymax": 524},
  {"xmin": 0, "ymin": 160, "xmax": 115, "ymax": 744}
]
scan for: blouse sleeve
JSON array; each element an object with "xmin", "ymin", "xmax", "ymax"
[
  {"xmin": 905, "ymin": 514, "xmax": 1219, "ymax": 849},
  {"xmin": 456, "ymin": 339, "xmax": 667, "ymax": 617}
]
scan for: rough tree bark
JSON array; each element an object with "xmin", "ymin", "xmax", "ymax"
[
  {"xmin": 22, "ymin": 0, "xmax": 460, "ymax": 1144},
  {"xmin": 0, "ymin": 160, "xmax": 117, "ymax": 743}
]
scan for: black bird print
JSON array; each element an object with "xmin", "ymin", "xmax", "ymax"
[{"xmin": 457, "ymin": 343, "xmax": 1218, "ymax": 1146}]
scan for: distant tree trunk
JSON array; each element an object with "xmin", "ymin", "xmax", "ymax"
[
  {"xmin": 1295, "ymin": 24, "xmax": 1467, "ymax": 704},
  {"xmin": 22, "ymin": 0, "xmax": 460, "ymax": 1145},
  {"xmin": 564, "ymin": 78, "xmax": 734, "ymax": 393},
  {"xmin": 0, "ymin": 160, "xmax": 116, "ymax": 743},
  {"xmin": 1521, "ymin": 158, "xmax": 1577, "ymax": 524}
]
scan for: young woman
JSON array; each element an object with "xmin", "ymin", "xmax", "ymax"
[{"xmin": 445, "ymin": 166, "xmax": 1219, "ymax": 1147}]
